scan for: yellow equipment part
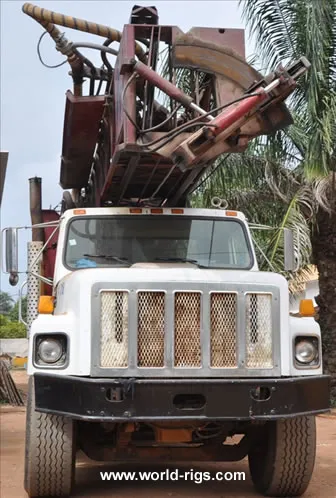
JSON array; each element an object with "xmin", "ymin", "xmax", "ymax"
[{"xmin": 154, "ymin": 427, "xmax": 193, "ymax": 443}]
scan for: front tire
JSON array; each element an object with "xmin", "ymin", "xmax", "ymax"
[
  {"xmin": 24, "ymin": 377, "xmax": 76, "ymax": 497},
  {"xmin": 249, "ymin": 416, "xmax": 316, "ymax": 497}
]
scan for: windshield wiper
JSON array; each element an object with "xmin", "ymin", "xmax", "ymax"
[
  {"xmin": 154, "ymin": 257, "xmax": 202, "ymax": 266},
  {"xmin": 83, "ymin": 254, "xmax": 129, "ymax": 264}
]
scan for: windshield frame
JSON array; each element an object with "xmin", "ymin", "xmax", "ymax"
[{"xmin": 62, "ymin": 215, "xmax": 255, "ymax": 271}]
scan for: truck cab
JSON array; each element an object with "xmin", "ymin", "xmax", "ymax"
[{"xmin": 4, "ymin": 205, "xmax": 329, "ymax": 497}]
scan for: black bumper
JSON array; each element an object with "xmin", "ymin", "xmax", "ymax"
[{"xmin": 34, "ymin": 373, "xmax": 330, "ymax": 422}]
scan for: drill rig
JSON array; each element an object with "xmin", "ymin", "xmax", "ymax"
[
  {"xmin": 2, "ymin": 4, "xmax": 330, "ymax": 498},
  {"xmin": 23, "ymin": 2, "xmax": 309, "ymax": 211}
]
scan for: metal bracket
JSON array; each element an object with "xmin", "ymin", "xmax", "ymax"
[{"xmin": 19, "ymin": 280, "xmax": 28, "ymax": 327}]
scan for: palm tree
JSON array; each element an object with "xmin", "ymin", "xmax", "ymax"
[
  {"xmin": 191, "ymin": 151, "xmax": 314, "ymax": 289},
  {"xmin": 191, "ymin": 0, "xmax": 336, "ymax": 398},
  {"xmin": 242, "ymin": 0, "xmax": 336, "ymax": 401}
]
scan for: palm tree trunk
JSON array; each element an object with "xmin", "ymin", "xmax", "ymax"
[{"xmin": 312, "ymin": 207, "xmax": 336, "ymax": 403}]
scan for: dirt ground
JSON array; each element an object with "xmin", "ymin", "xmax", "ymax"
[{"xmin": 1, "ymin": 370, "xmax": 336, "ymax": 498}]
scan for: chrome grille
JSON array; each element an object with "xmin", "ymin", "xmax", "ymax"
[
  {"xmin": 98, "ymin": 286, "xmax": 277, "ymax": 375},
  {"xmin": 100, "ymin": 291, "xmax": 128, "ymax": 367},
  {"xmin": 138, "ymin": 292, "xmax": 165, "ymax": 367},
  {"xmin": 174, "ymin": 292, "xmax": 201, "ymax": 368},
  {"xmin": 210, "ymin": 293, "xmax": 237, "ymax": 368},
  {"xmin": 245, "ymin": 293, "xmax": 273, "ymax": 368}
]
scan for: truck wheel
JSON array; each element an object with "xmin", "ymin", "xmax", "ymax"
[
  {"xmin": 248, "ymin": 416, "xmax": 316, "ymax": 497},
  {"xmin": 24, "ymin": 377, "xmax": 76, "ymax": 497}
]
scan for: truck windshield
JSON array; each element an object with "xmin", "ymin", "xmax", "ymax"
[{"xmin": 64, "ymin": 215, "xmax": 253, "ymax": 269}]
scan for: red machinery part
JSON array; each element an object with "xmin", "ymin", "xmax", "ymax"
[
  {"xmin": 132, "ymin": 60, "xmax": 194, "ymax": 109},
  {"xmin": 205, "ymin": 91, "xmax": 267, "ymax": 138},
  {"xmin": 23, "ymin": 3, "xmax": 309, "ymax": 207}
]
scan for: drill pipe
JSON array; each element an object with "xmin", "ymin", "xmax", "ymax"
[{"xmin": 22, "ymin": 3, "xmax": 147, "ymax": 63}]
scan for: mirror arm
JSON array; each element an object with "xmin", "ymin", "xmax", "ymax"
[{"xmin": 19, "ymin": 280, "xmax": 28, "ymax": 327}]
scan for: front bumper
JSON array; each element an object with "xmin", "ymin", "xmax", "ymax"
[{"xmin": 34, "ymin": 373, "xmax": 330, "ymax": 422}]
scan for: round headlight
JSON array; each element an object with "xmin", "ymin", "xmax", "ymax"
[
  {"xmin": 38, "ymin": 338, "xmax": 63, "ymax": 364},
  {"xmin": 295, "ymin": 340, "xmax": 317, "ymax": 364}
]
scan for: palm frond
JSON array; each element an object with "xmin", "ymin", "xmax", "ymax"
[
  {"xmin": 239, "ymin": 0, "xmax": 298, "ymax": 69},
  {"xmin": 313, "ymin": 173, "xmax": 336, "ymax": 213},
  {"xmin": 239, "ymin": 0, "xmax": 336, "ymax": 179}
]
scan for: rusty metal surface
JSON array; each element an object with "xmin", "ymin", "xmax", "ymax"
[
  {"xmin": 0, "ymin": 151, "xmax": 8, "ymax": 206},
  {"xmin": 174, "ymin": 292, "xmax": 202, "ymax": 368},
  {"xmin": 172, "ymin": 34, "xmax": 292, "ymax": 134},
  {"xmin": 245, "ymin": 293, "xmax": 273, "ymax": 369},
  {"xmin": 99, "ymin": 30, "xmax": 295, "ymax": 204},
  {"xmin": 187, "ymin": 27, "xmax": 246, "ymax": 58},
  {"xmin": 130, "ymin": 5, "xmax": 159, "ymax": 25},
  {"xmin": 40, "ymin": 209, "xmax": 59, "ymax": 296},
  {"xmin": 173, "ymin": 35, "xmax": 259, "ymax": 88},
  {"xmin": 100, "ymin": 291, "xmax": 129, "ymax": 368},
  {"xmin": 137, "ymin": 292, "xmax": 165, "ymax": 367},
  {"xmin": 210, "ymin": 293, "xmax": 237, "ymax": 368},
  {"xmin": 101, "ymin": 146, "xmax": 175, "ymax": 203},
  {"xmin": 29, "ymin": 177, "xmax": 44, "ymax": 242},
  {"xmin": 60, "ymin": 91, "xmax": 105, "ymax": 189},
  {"xmin": 113, "ymin": 25, "xmax": 137, "ymax": 147},
  {"xmin": 49, "ymin": 5, "xmax": 302, "ymax": 207},
  {"xmin": 82, "ymin": 441, "xmax": 249, "ymax": 463}
]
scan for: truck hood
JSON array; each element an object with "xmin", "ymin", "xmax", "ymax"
[{"xmin": 55, "ymin": 264, "xmax": 288, "ymax": 289}]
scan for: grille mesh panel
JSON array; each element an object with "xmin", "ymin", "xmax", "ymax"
[
  {"xmin": 100, "ymin": 291, "xmax": 128, "ymax": 367},
  {"xmin": 174, "ymin": 292, "xmax": 201, "ymax": 367},
  {"xmin": 138, "ymin": 292, "xmax": 165, "ymax": 367},
  {"xmin": 98, "ymin": 288, "xmax": 275, "ymax": 373},
  {"xmin": 245, "ymin": 293, "xmax": 273, "ymax": 368},
  {"xmin": 210, "ymin": 293, "xmax": 237, "ymax": 368}
]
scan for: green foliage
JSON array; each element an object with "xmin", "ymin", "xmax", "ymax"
[
  {"xmin": 239, "ymin": 0, "xmax": 336, "ymax": 179},
  {"xmin": 9, "ymin": 296, "xmax": 27, "ymax": 322},
  {"xmin": 0, "ymin": 291, "xmax": 14, "ymax": 315},
  {"xmin": 0, "ymin": 314, "xmax": 26, "ymax": 339},
  {"xmin": 0, "ymin": 294, "xmax": 27, "ymax": 338},
  {"xmin": 189, "ymin": 151, "xmax": 313, "ymax": 293},
  {"xmin": 188, "ymin": 0, "xmax": 335, "ymax": 295}
]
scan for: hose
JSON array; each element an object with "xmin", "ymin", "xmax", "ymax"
[
  {"xmin": 122, "ymin": 73, "xmax": 140, "ymax": 131},
  {"xmin": 71, "ymin": 42, "xmax": 118, "ymax": 57},
  {"xmin": 37, "ymin": 31, "xmax": 67, "ymax": 68},
  {"xmin": 142, "ymin": 121, "xmax": 218, "ymax": 154},
  {"xmin": 139, "ymin": 104, "xmax": 182, "ymax": 134},
  {"xmin": 33, "ymin": 20, "xmax": 105, "ymax": 95},
  {"xmin": 44, "ymin": 25, "xmax": 85, "ymax": 94},
  {"xmin": 23, "ymin": 6, "xmax": 84, "ymax": 94},
  {"xmin": 122, "ymin": 75, "xmax": 190, "ymax": 135},
  {"xmin": 138, "ymin": 92, "xmax": 262, "ymax": 151},
  {"xmin": 102, "ymin": 39, "xmax": 115, "ymax": 74},
  {"xmin": 22, "ymin": 3, "xmax": 147, "ymax": 62}
]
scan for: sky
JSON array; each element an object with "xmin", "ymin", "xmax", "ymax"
[{"xmin": 0, "ymin": 0, "xmax": 255, "ymax": 298}]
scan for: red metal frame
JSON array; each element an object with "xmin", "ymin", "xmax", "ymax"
[
  {"xmin": 58, "ymin": 8, "xmax": 302, "ymax": 208},
  {"xmin": 41, "ymin": 209, "xmax": 60, "ymax": 295}
]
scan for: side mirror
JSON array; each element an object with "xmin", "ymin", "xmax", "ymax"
[
  {"xmin": 4, "ymin": 228, "xmax": 19, "ymax": 286},
  {"xmin": 284, "ymin": 228, "xmax": 296, "ymax": 271}
]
